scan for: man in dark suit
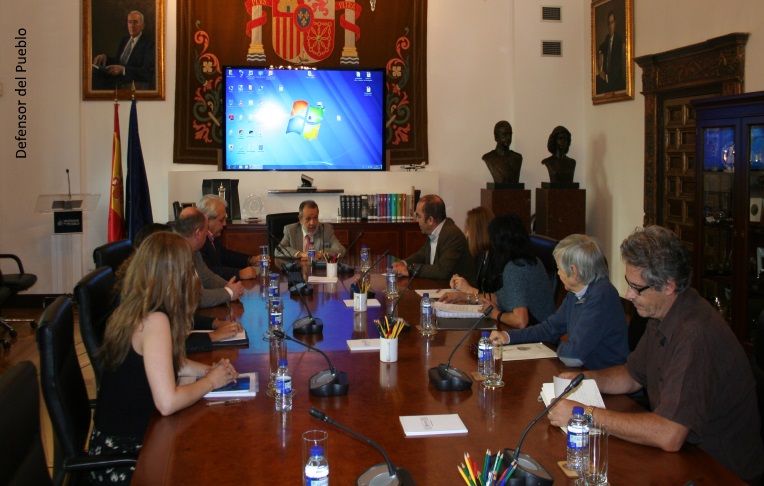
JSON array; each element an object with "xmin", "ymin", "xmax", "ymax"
[
  {"xmin": 92, "ymin": 10, "xmax": 155, "ymax": 90},
  {"xmin": 198, "ymin": 195, "xmax": 259, "ymax": 281},
  {"xmin": 391, "ymin": 194, "xmax": 476, "ymax": 282},
  {"xmin": 596, "ymin": 10, "xmax": 625, "ymax": 93},
  {"xmin": 277, "ymin": 200, "xmax": 345, "ymax": 260}
]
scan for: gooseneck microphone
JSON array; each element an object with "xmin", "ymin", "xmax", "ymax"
[
  {"xmin": 309, "ymin": 408, "xmax": 415, "ymax": 485},
  {"xmin": 344, "ymin": 230, "xmax": 365, "ymax": 257},
  {"xmin": 292, "ymin": 280, "xmax": 323, "ymax": 335},
  {"xmin": 386, "ymin": 264, "xmax": 422, "ymax": 329},
  {"xmin": 503, "ymin": 373, "xmax": 584, "ymax": 485},
  {"xmin": 359, "ymin": 249, "xmax": 391, "ymax": 282},
  {"xmin": 273, "ymin": 330, "xmax": 349, "ymax": 397},
  {"xmin": 428, "ymin": 306, "xmax": 493, "ymax": 391}
]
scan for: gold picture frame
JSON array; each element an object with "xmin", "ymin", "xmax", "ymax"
[
  {"xmin": 591, "ymin": 0, "xmax": 633, "ymax": 104},
  {"xmin": 82, "ymin": 0, "xmax": 165, "ymax": 100}
]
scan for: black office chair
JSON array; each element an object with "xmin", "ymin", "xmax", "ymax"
[
  {"xmin": 0, "ymin": 361, "xmax": 52, "ymax": 486},
  {"xmin": 265, "ymin": 212, "xmax": 299, "ymax": 257},
  {"xmin": 0, "ymin": 253, "xmax": 38, "ymax": 346},
  {"xmin": 753, "ymin": 311, "xmax": 764, "ymax": 444},
  {"xmin": 172, "ymin": 201, "xmax": 182, "ymax": 221},
  {"xmin": 528, "ymin": 234, "xmax": 562, "ymax": 303},
  {"xmin": 92, "ymin": 239, "xmax": 133, "ymax": 273},
  {"xmin": 73, "ymin": 267, "xmax": 117, "ymax": 390},
  {"xmin": 37, "ymin": 295, "xmax": 137, "ymax": 486}
]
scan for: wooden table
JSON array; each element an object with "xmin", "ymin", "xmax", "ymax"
[{"xmin": 132, "ymin": 259, "xmax": 742, "ymax": 485}]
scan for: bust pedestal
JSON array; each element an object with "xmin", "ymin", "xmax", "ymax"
[
  {"xmin": 480, "ymin": 188, "xmax": 531, "ymax": 231},
  {"xmin": 535, "ymin": 188, "xmax": 586, "ymax": 240}
]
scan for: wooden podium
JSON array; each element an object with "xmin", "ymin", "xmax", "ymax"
[
  {"xmin": 535, "ymin": 188, "xmax": 586, "ymax": 239},
  {"xmin": 480, "ymin": 188, "xmax": 531, "ymax": 231}
]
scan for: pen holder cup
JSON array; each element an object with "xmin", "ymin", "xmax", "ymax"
[
  {"xmin": 380, "ymin": 337, "xmax": 398, "ymax": 363},
  {"xmin": 302, "ymin": 430, "xmax": 329, "ymax": 486},
  {"xmin": 353, "ymin": 292, "xmax": 368, "ymax": 312},
  {"xmin": 326, "ymin": 263, "xmax": 338, "ymax": 278}
]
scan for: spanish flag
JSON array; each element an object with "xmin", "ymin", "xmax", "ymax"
[{"xmin": 107, "ymin": 102, "xmax": 125, "ymax": 242}]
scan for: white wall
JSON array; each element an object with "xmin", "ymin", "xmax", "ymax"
[{"xmin": 3, "ymin": 0, "xmax": 764, "ymax": 295}]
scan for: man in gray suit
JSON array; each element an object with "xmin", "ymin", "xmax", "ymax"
[
  {"xmin": 391, "ymin": 194, "xmax": 476, "ymax": 282},
  {"xmin": 175, "ymin": 207, "xmax": 244, "ymax": 308},
  {"xmin": 277, "ymin": 200, "xmax": 345, "ymax": 260}
]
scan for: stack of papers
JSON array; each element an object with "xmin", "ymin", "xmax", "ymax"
[
  {"xmin": 432, "ymin": 302, "xmax": 483, "ymax": 318},
  {"xmin": 190, "ymin": 329, "xmax": 249, "ymax": 347},
  {"xmin": 399, "ymin": 414, "xmax": 468, "ymax": 437},
  {"xmin": 307, "ymin": 276, "xmax": 338, "ymax": 284},
  {"xmin": 415, "ymin": 289, "xmax": 455, "ymax": 298},
  {"xmin": 540, "ymin": 376, "xmax": 606, "ymax": 432}
]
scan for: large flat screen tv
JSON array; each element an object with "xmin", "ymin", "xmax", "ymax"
[{"xmin": 222, "ymin": 67, "xmax": 385, "ymax": 171}]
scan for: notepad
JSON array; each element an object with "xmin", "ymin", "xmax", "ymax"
[
  {"xmin": 502, "ymin": 342, "xmax": 558, "ymax": 361},
  {"xmin": 415, "ymin": 289, "xmax": 455, "ymax": 298},
  {"xmin": 432, "ymin": 302, "xmax": 483, "ymax": 318},
  {"xmin": 307, "ymin": 276, "xmax": 339, "ymax": 284},
  {"xmin": 347, "ymin": 339, "xmax": 381, "ymax": 351},
  {"xmin": 342, "ymin": 298, "xmax": 382, "ymax": 308},
  {"xmin": 190, "ymin": 329, "xmax": 249, "ymax": 347},
  {"xmin": 540, "ymin": 376, "xmax": 605, "ymax": 433},
  {"xmin": 399, "ymin": 414, "xmax": 468, "ymax": 437}
]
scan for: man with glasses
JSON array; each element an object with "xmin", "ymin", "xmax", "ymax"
[
  {"xmin": 550, "ymin": 226, "xmax": 764, "ymax": 484},
  {"xmin": 391, "ymin": 194, "xmax": 476, "ymax": 283}
]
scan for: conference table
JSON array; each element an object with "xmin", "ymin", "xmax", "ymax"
[{"xmin": 131, "ymin": 258, "xmax": 742, "ymax": 485}]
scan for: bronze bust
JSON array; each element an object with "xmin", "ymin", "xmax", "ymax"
[
  {"xmin": 541, "ymin": 126, "xmax": 578, "ymax": 188},
  {"xmin": 482, "ymin": 121, "xmax": 523, "ymax": 188}
]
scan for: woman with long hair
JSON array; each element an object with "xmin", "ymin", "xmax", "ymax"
[
  {"xmin": 89, "ymin": 232, "xmax": 237, "ymax": 484},
  {"xmin": 441, "ymin": 206, "xmax": 496, "ymax": 303}
]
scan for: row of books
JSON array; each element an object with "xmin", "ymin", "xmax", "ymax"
[{"xmin": 339, "ymin": 193, "xmax": 415, "ymax": 222}]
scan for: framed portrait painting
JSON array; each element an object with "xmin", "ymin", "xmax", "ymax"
[
  {"xmin": 591, "ymin": 0, "xmax": 633, "ymax": 104},
  {"xmin": 82, "ymin": 0, "xmax": 165, "ymax": 100}
]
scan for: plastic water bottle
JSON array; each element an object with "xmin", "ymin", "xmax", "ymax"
[
  {"xmin": 269, "ymin": 297, "xmax": 283, "ymax": 332},
  {"xmin": 385, "ymin": 266, "xmax": 398, "ymax": 298},
  {"xmin": 274, "ymin": 359, "xmax": 292, "ymax": 411},
  {"xmin": 477, "ymin": 332, "xmax": 492, "ymax": 377},
  {"xmin": 420, "ymin": 292, "xmax": 435, "ymax": 336},
  {"xmin": 259, "ymin": 245, "xmax": 270, "ymax": 274},
  {"xmin": 308, "ymin": 241, "xmax": 316, "ymax": 265},
  {"xmin": 269, "ymin": 336, "xmax": 286, "ymax": 397},
  {"xmin": 567, "ymin": 406, "xmax": 590, "ymax": 471},
  {"xmin": 304, "ymin": 445, "xmax": 329, "ymax": 486},
  {"xmin": 268, "ymin": 272, "xmax": 280, "ymax": 298},
  {"xmin": 360, "ymin": 245, "xmax": 370, "ymax": 271}
]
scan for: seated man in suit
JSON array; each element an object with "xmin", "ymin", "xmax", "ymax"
[
  {"xmin": 549, "ymin": 226, "xmax": 764, "ymax": 484},
  {"xmin": 391, "ymin": 194, "xmax": 476, "ymax": 283},
  {"xmin": 174, "ymin": 207, "xmax": 244, "ymax": 308},
  {"xmin": 197, "ymin": 195, "xmax": 259, "ymax": 280},
  {"xmin": 277, "ymin": 200, "xmax": 345, "ymax": 260},
  {"xmin": 92, "ymin": 10, "xmax": 156, "ymax": 91}
]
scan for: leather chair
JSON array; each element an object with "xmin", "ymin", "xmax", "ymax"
[
  {"xmin": 73, "ymin": 267, "xmax": 117, "ymax": 389},
  {"xmin": 528, "ymin": 234, "xmax": 562, "ymax": 302},
  {"xmin": 36, "ymin": 295, "xmax": 137, "ymax": 485},
  {"xmin": 265, "ymin": 212, "xmax": 299, "ymax": 257},
  {"xmin": 0, "ymin": 361, "xmax": 52, "ymax": 486},
  {"xmin": 0, "ymin": 253, "xmax": 38, "ymax": 347},
  {"xmin": 92, "ymin": 239, "xmax": 133, "ymax": 273}
]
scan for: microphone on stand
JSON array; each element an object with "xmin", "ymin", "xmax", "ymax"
[
  {"xmin": 337, "ymin": 230, "xmax": 364, "ymax": 274},
  {"xmin": 273, "ymin": 331, "xmax": 348, "ymax": 396},
  {"xmin": 309, "ymin": 408, "xmax": 415, "ymax": 485},
  {"xmin": 502, "ymin": 373, "xmax": 585, "ymax": 486},
  {"xmin": 385, "ymin": 264, "xmax": 422, "ymax": 330},
  {"xmin": 267, "ymin": 231, "xmax": 300, "ymax": 272},
  {"xmin": 291, "ymin": 281, "xmax": 323, "ymax": 335},
  {"xmin": 428, "ymin": 306, "xmax": 493, "ymax": 391}
]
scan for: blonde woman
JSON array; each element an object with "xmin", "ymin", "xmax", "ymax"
[{"xmin": 89, "ymin": 232, "xmax": 237, "ymax": 485}]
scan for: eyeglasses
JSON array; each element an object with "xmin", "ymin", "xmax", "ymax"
[{"xmin": 625, "ymin": 277, "xmax": 651, "ymax": 295}]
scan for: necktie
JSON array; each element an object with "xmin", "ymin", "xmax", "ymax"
[
  {"xmin": 304, "ymin": 235, "xmax": 311, "ymax": 252},
  {"xmin": 120, "ymin": 38, "xmax": 134, "ymax": 65}
]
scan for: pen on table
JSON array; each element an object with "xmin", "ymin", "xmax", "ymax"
[{"xmin": 206, "ymin": 399, "xmax": 241, "ymax": 407}]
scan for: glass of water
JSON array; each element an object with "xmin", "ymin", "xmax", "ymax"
[{"xmin": 483, "ymin": 342, "xmax": 505, "ymax": 389}]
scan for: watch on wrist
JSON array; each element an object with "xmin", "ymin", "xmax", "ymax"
[{"xmin": 583, "ymin": 406, "xmax": 595, "ymax": 424}]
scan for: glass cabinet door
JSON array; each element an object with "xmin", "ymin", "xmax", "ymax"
[
  {"xmin": 700, "ymin": 126, "xmax": 736, "ymax": 323},
  {"xmin": 746, "ymin": 123, "xmax": 764, "ymax": 342}
]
